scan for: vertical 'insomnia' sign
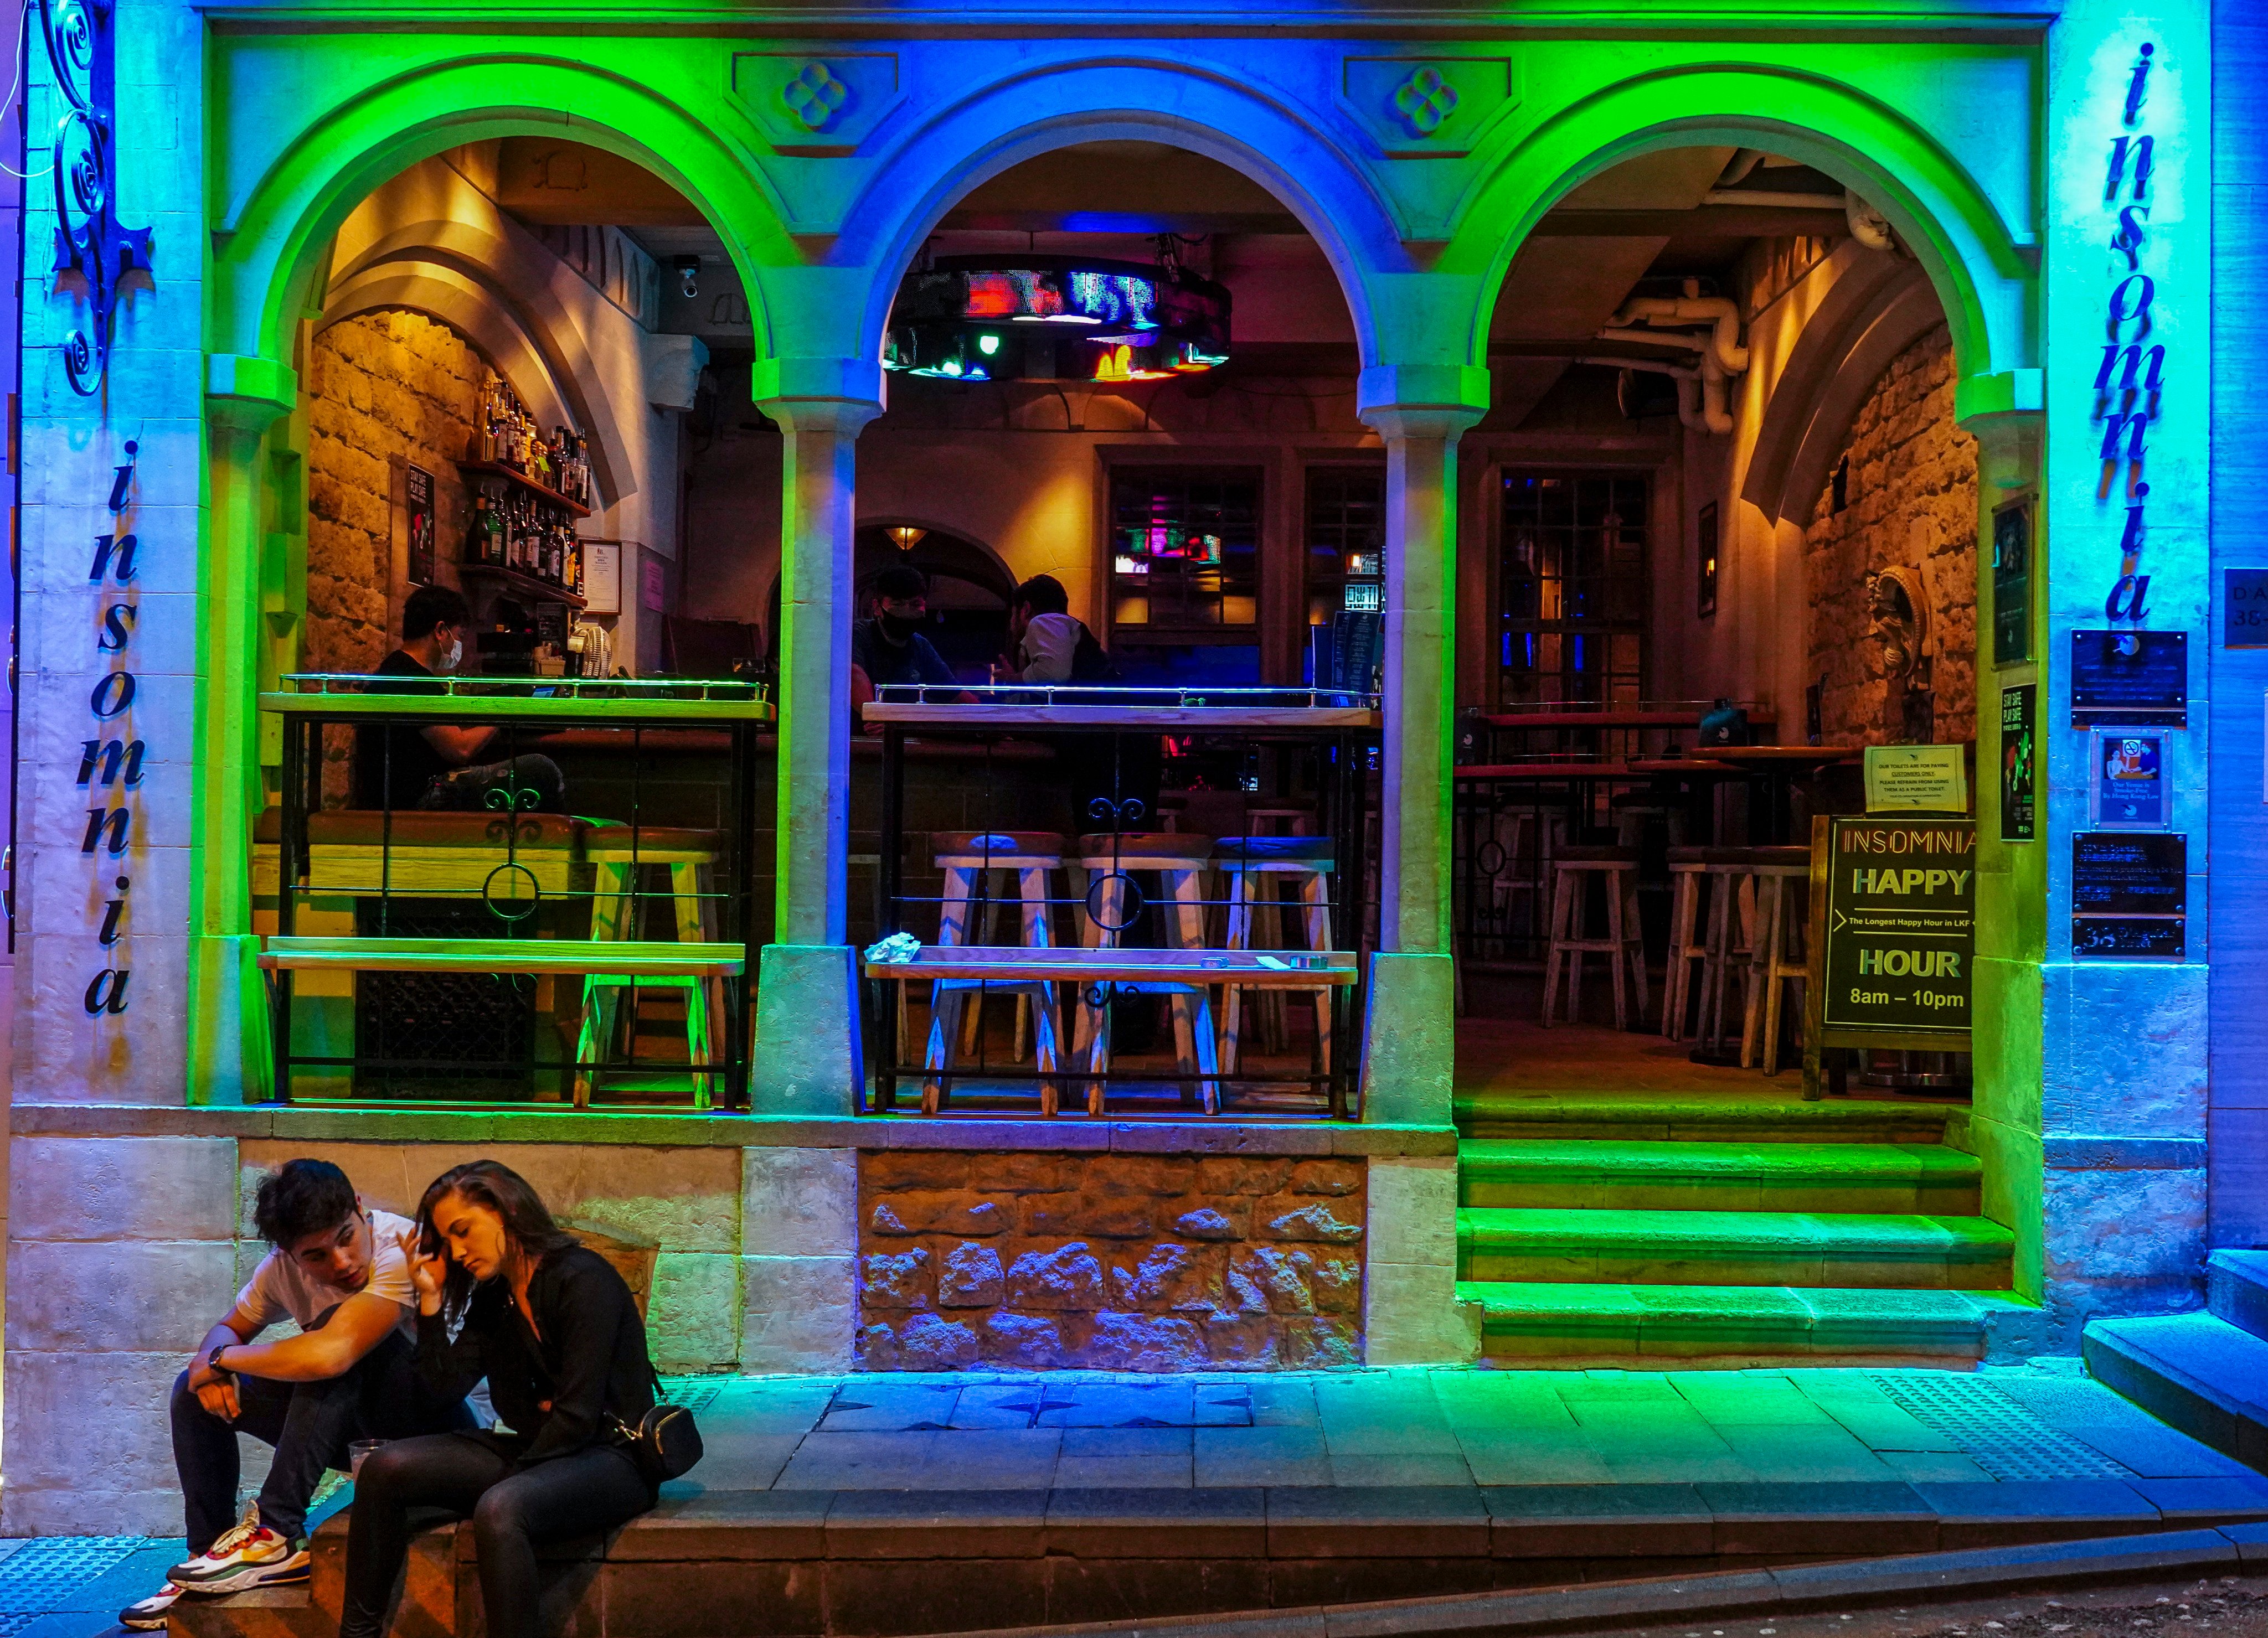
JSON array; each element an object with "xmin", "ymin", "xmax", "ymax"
[{"xmin": 80, "ymin": 441, "xmax": 143, "ymax": 1017}]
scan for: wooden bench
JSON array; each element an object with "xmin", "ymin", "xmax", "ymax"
[
  {"xmin": 863, "ymin": 945, "xmax": 1357, "ymax": 1115},
  {"xmin": 260, "ymin": 937, "xmax": 743, "ymax": 976}
]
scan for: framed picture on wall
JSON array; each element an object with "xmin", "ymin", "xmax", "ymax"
[
  {"xmin": 1697, "ymin": 502, "xmax": 1719, "ymax": 618},
  {"xmin": 404, "ymin": 463, "xmax": 435, "ymax": 586}
]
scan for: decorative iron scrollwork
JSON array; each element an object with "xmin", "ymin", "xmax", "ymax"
[{"xmin": 40, "ymin": 0, "xmax": 153, "ymax": 396}]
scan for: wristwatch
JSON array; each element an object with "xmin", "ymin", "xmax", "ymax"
[{"xmin": 205, "ymin": 1343, "xmax": 236, "ymax": 1381}]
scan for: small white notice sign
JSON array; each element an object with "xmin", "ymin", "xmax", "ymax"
[{"xmin": 1864, "ymin": 743, "xmax": 1969, "ymax": 814}]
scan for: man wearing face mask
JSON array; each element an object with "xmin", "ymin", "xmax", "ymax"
[
  {"xmin": 852, "ymin": 564, "xmax": 960, "ymax": 691},
  {"xmin": 353, "ymin": 586, "xmax": 563, "ymax": 811}
]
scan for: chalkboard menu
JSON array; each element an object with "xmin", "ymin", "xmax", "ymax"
[
  {"xmin": 1817, "ymin": 816, "xmax": 1975, "ymax": 1039},
  {"xmin": 2070, "ymin": 629, "xmax": 2188, "ymax": 727},
  {"xmin": 2071, "ymin": 832, "xmax": 2185, "ymax": 915}
]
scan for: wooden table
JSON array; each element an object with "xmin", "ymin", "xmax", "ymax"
[
  {"xmin": 863, "ymin": 687, "xmax": 1378, "ymax": 1118},
  {"xmin": 1699, "ymin": 745, "xmax": 1863, "ymax": 844}
]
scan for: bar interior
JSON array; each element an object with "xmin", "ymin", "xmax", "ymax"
[{"xmin": 254, "ymin": 132, "xmax": 1981, "ymax": 1116}]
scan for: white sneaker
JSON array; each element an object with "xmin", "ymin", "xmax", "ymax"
[
  {"xmin": 118, "ymin": 1584, "xmax": 183, "ymax": 1631},
  {"xmin": 167, "ymin": 1500, "xmax": 311, "ymax": 1594}
]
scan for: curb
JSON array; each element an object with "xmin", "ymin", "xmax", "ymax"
[{"xmin": 908, "ymin": 1522, "xmax": 2268, "ymax": 1638}]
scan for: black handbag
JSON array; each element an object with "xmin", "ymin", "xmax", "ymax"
[{"xmin": 612, "ymin": 1366, "xmax": 703, "ymax": 1484}]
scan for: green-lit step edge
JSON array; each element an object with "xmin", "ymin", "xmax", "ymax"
[
  {"xmin": 1459, "ymin": 1279, "xmax": 2030, "ymax": 1361},
  {"xmin": 1457, "ymin": 1206, "xmax": 2015, "ymax": 1290},
  {"xmin": 1455, "ymin": 1092, "xmax": 1952, "ymax": 1143},
  {"xmin": 1459, "ymin": 1139, "xmax": 1983, "ymax": 1215}
]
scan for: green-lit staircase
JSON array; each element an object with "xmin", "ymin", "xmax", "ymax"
[{"xmin": 1453, "ymin": 1093, "xmax": 2026, "ymax": 1365}]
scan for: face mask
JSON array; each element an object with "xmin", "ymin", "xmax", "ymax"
[
  {"xmin": 879, "ymin": 612, "xmax": 920, "ymax": 643},
  {"xmin": 442, "ymin": 639, "xmax": 463, "ymax": 673}
]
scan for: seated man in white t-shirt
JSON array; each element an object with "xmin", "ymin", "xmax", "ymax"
[
  {"xmin": 998, "ymin": 573, "xmax": 1103, "ymax": 684},
  {"xmin": 121, "ymin": 1160, "xmax": 473, "ymax": 1630}
]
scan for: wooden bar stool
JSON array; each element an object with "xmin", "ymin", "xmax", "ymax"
[
  {"xmin": 924, "ymin": 830, "xmax": 1068, "ymax": 1115},
  {"xmin": 1688, "ymin": 854, "xmax": 1759, "ymax": 1065},
  {"xmin": 1663, "ymin": 845, "xmax": 1755, "ymax": 1043},
  {"xmin": 579, "ymin": 825, "xmax": 725, "ymax": 1108},
  {"xmin": 1214, "ymin": 835, "xmax": 1336, "ymax": 1080},
  {"xmin": 1540, "ymin": 844, "xmax": 1648, "ymax": 1030},
  {"xmin": 1740, "ymin": 845, "xmax": 1812, "ymax": 1076},
  {"xmin": 1074, "ymin": 832, "xmax": 1217, "ymax": 1113}
]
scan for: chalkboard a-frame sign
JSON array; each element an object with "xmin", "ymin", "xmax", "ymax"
[{"xmin": 1803, "ymin": 814, "xmax": 1975, "ymax": 1093}]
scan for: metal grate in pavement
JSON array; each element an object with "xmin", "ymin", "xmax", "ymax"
[
  {"xmin": 1868, "ymin": 1372, "xmax": 2133, "ymax": 1480},
  {"xmin": 0, "ymin": 1536, "xmax": 148, "ymax": 1614},
  {"xmin": 658, "ymin": 1379, "xmax": 724, "ymax": 1414}
]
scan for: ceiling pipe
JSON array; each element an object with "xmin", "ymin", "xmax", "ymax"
[
  {"xmin": 1699, "ymin": 188, "xmax": 1847, "ymax": 211},
  {"xmin": 1601, "ymin": 278, "xmax": 1749, "ymax": 374},
  {"xmin": 1844, "ymin": 189, "xmax": 1896, "ymax": 251},
  {"xmin": 1580, "ymin": 353, "xmax": 1731, "ymax": 436},
  {"xmin": 1716, "ymin": 148, "xmax": 1770, "ymax": 189}
]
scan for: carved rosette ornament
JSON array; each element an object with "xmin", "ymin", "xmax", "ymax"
[
  {"xmin": 39, "ymin": 0, "xmax": 152, "ymax": 396},
  {"xmin": 782, "ymin": 61, "xmax": 850, "ymax": 133},
  {"xmin": 1390, "ymin": 66, "xmax": 1459, "ymax": 136}
]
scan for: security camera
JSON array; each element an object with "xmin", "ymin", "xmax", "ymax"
[{"xmin": 673, "ymin": 256, "xmax": 700, "ymax": 299}]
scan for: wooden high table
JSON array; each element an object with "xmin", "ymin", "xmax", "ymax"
[
  {"xmin": 257, "ymin": 675, "xmax": 774, "ymax": 1108},
  {"xmin": 859, "ymin": 686, "xmax": 1380, "ymax": 1117}
]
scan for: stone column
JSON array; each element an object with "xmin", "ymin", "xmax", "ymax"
[
  {"xmin": 1354, "ymin": 366, "xmax": 1488, "ymax": 1129},
  {"xmin": 195, "ymin": 358, "xmax": 300, "ymax": 1103},
  {"xmin": 754, "ymin": 360, "xmax": 883, "ymax": 1113}
]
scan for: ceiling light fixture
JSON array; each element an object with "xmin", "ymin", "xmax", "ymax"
[
  {"xmin": 884, "ymin": 526, "xmax": 928, "ymax": 553},
  {"xmin": 883, "ymin": 255, "xmax": 1230, "ymax": 384}
]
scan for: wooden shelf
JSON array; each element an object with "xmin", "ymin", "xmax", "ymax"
[
  {"xmin": 461, "ymin": 561, "xmax": 587, "ymax": 609},
  {"xmin": 457, "ymin": 459, "xmax": 594, "ymax": 519}
]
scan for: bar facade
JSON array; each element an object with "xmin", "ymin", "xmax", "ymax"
[{"xmin": 0, "ymin": 0, "xmax": 2240, "ymax": 1533}]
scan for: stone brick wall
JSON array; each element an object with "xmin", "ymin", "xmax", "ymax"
[
  {"xmin": 1802, "ymin": 324, "xmax": 1980, "ymax": 746},
  {"xmin": 854, "ymin": 1151, "xmax": 1365, "ymax": 1371},
  {"xmin": 306, "ymin": 310, "xmax": 480, "ymax": 676}
]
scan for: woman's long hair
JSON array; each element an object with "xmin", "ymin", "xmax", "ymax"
[{"xmin": 415, "ymin": 1161, "xmax": 579, "ymax": 1319}]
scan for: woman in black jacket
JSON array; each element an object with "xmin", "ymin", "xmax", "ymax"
[{"xmin": 338, "ymin": 1161, "xmax": 659, "ymax": 1638}]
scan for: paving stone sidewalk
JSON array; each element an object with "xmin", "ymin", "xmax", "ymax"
[{"xmin": 4, "ymin": 1363, "xmax": 2260, "ymax": 1638}]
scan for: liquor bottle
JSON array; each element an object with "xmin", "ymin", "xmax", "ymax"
[
  {"xmin": 466, "ymin": 493, "xmax": 497, "ymax": 566},
  {"xmin": 566, "ymin": 533, "xmax": 583, "ymax": 597}
]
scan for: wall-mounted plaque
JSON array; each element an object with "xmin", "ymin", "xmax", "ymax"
[
  {"xmin": 1999, "ymin": 683, "xmax": 2035, "ymax": 842},
  {"xmin": 2228, "ymin": 569, "xmax": 2268, "ymax": 647},
  {"xmin": 2070, "ymin": 629, "xmax": 2188, "ymax": 727},
  {"xmin": 2074, "ymin": 917, "xmax": 2185, "ymax": 959},
  {"xmin": 2091, "ymin": 730, "xmax": 2168, "ymax": 829},
  {"xmin": 1991, "ymin": 498, "xmax": 2032, "ymax": 665},
  {"xmin": 1817, "ymin": 816, "xmax": 1975, "ymax": 1038},
  {"xmin": 2072, "ymin": 831, "xmax": 2185, "ymax": 916}
]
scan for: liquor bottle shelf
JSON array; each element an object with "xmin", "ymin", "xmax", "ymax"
[
  {"xmin": 461, "ymin": 561, "xmax": 587, "ymax": 609},
  {"xmin": 457, "ymin": 459, "xmax": 594, "ymax": 520}
]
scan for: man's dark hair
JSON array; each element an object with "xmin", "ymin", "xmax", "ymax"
[
  {"xmin": 1014, "ymin": 575, "xmax": 1070, "ymax": 616},
  {"xmin": 253, "ymin": 1159, "xmax": 360, "ymax": 1248},
  {"xmin": 401, "ymin": 585, "xmax": 471, "ymax": 642},
  {"xmin": 872, "ymin": 564, "xmax": 928, "ymax": 603}
]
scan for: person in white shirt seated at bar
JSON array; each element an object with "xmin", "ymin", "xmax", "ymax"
[{"xmin": 997, "ymin": 574, "xmax": 1109, "ymax": 685}]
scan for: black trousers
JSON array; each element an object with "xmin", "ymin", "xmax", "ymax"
[
  {"xmin": 341, "ymin": 1433, "xmax": 652, "ymax": 1638},
  {"xmin": 170, "ymin": 1327, "xmax": 471, "ymax": 1552}
]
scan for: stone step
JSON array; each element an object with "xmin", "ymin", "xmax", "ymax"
[
  {"xmin": 2210, "ymin": 1250, "xmax": 2268, "ymax": 1344},
  {"xmin": 2086, "ymin": 1311, "xmax": 2268, "ymax": 1470},
  {"xmin": 1455, "ymin": 1091, "xmax": 1954, "ymax": 1144},
  {"xmin": 1461, "ymin": 1278, "xmax": 1998, "ymax": 1363},
  {"xmin": 171, "ymin": 1587, "xmax": 326, "ymax": 1638},
  {"xmin": 1460, "ymin": 1139, "xmax": 1981, "ymax": 1214},
  {"xmin": 1458, "ymin": 1206, "xmax": 2016, "ymax": 1290}
]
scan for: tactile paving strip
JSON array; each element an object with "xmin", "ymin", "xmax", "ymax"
[
  {"xmin": 0, "ymin": 1536, "xmax": 147, "ymax": 1614},
  {"xmin": 1868, "ymin": 1372, "xmax": 2133, "ymax": 1480}
]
